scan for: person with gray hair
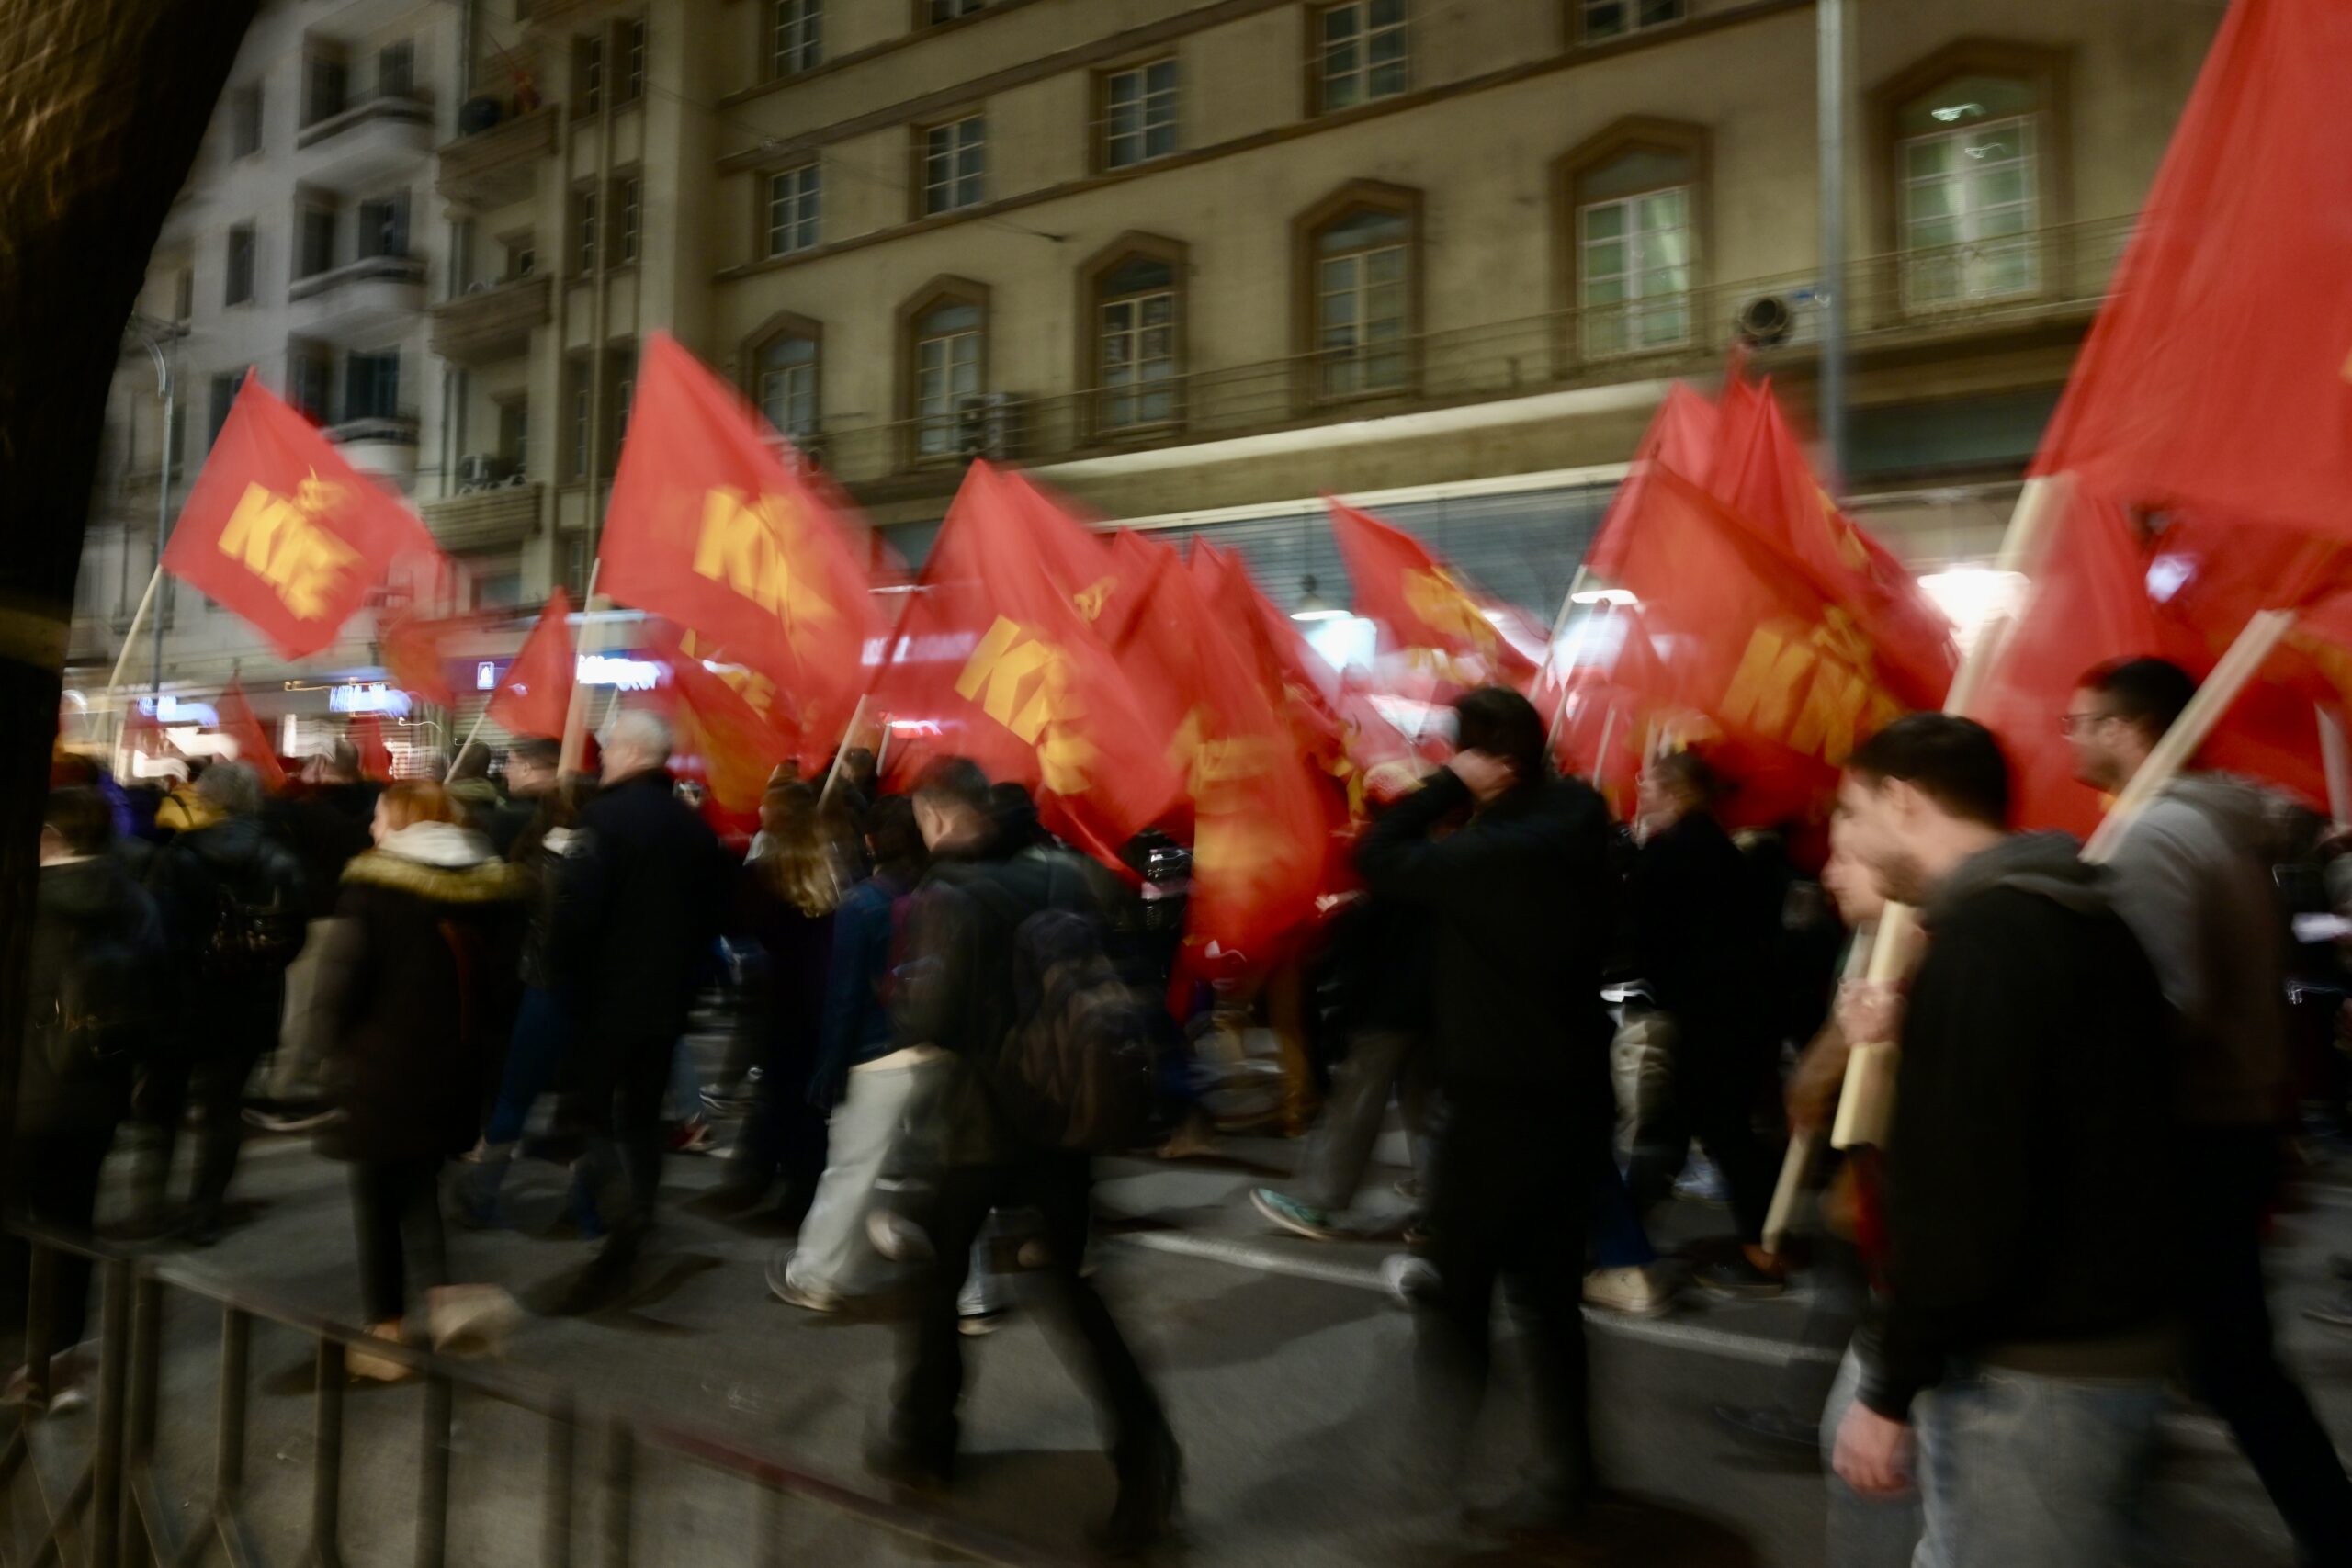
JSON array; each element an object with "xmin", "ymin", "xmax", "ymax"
[
  {"xmin": 534, "ymin": 705, "xmax": 732, "ymax": 1315},
  {"xmin": 142, "ymin": 759, "xmax": 306, "ymax": 1245}
]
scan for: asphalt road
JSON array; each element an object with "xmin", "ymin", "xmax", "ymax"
[{"xmin": 7, "ymin": 1044, "xmax": 2346, "ymax": 1567}]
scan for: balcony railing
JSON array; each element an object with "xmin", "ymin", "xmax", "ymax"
[
  {"xmin": 288, "ymin": 252, "xmax": 426, "ymax": 303},
  {"xmin": 327, "ymin": 413, "xmax": 421, "ymax": 446},
  {"xmin": 423, "ymin": 481, "xmax": 543, "ymax": 552},
  {"xmin": 813, "ymin": 215, "xmax": 2135, "ymax": 487},
  {"xmin": 437, "ymin": 104, "xmax": 559, "ymax": 210},
  {"xmin": 430, "ymin": 273, "xmax": 551, "ymax": 364},
  {"xmin": 295, "ymin": 91, "xmax": 433, "ymax": 150}
]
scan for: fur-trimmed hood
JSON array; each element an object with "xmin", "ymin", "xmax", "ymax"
[{"xmin": 342, "ymin": 822, "xmax": 524, "ymax": 904}]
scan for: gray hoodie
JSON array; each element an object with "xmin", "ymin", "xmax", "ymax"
[
  {"xmin": 2103, "ymin": 773, "xmax": 2289, "ymax": 1127},
  {"xmin": 1925, "ymin": 830, "xmax": 2112, "ymax": 927}
]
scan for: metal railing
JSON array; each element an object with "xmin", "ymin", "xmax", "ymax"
[
  {"xmin": 810, "ymin": 215, "xmax": 2135, "ymax": 486},
  {"xmin": 0, "ymin": 1225, "xmax": 1069, "ymax": 1568}
]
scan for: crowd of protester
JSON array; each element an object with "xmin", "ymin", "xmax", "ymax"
[{"xmin": 11, "ymin": 657, "xmax": 2352, "ymax": 1563}]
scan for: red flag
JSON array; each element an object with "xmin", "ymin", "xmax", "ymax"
[
  {"xmin": 870, "ymin": 462, "xmax": 1180, "ymax": 862},
  {"xmin": 1327, "ymin": 498, "xmax": 1538, "ymax": 684},
  {"xmin": 2030, "ymin": 0, "xmax": 2352, "ymax": 536},
  {"xmin": 1574, "ymin": 464, "xmax": 1911, "ymax": 830},
  {"xmin": 488, "ymin": 589, "xmax": 577, "ymax": 740},
  {"xmin": 1645, "ymin": 380, "xmax": 1723, "ymax": 476},
  {"xmin": 1112, "ymin": 541, "xmax": 1326, "ymax": 976},
  {"xmin": 162, "ymin": 372, "xmax": 440, "ymax": 660},
  {"xmin": 214, "ymin": 681, "xmax": 287, "ymax": 793},
  {"xmin": 347, "ymin": 715, "xmax": 394, "ymax": 782},
  {"xmin": 380, "ymin": 610, "xmax": 461, "ymax": 709},
  {"xmin": 647, "ymin": 622, "xmax": 796, "ymax": 815},
  {"xmin": 599, "ymin": 333, "xmax": 881, "ymax": 745},
  {"xmin": 1707, "ymin": 379, "xmax": 1956, "ymax": 709}
]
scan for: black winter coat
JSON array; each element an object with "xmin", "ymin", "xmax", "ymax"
[
  {"xmin": 20, "ymin": 856, "xmax": 164, "ymax": 1134},
  {"xmin": 1357, "ymin": 770, "xmax": 1618, "ymax": 1102},
  {"xmin": 552, "ymin": 772, "xmax": 733, "ymax": 1051},
  {"xmin": 1625, "ymin": 809, "xmax": 1775, "ymax": 1048},
  {"xmin": 310, "ymin": 832, "xmax": 526, "ymax": 1163},
  {"xmin": 147, "ymin": 814, "xmax": 306, "ymax": 1059}
]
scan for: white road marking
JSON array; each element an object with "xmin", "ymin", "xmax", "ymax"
[{"xmin": 1114, "ymin": 1229, "xmax": 1842, "ymax": 1368}]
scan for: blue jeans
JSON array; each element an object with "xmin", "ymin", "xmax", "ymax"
[
  {"xmin": 1909, "ymin": 1359, "xmax": 2165, "ymax": 1568},
  {"xmin": 1590, "ymin": 1156, "xmax": 1655, "ymax": 1269},
  {"xmin": 486, "ymin": 986, "xmax": 571, "ymax": 1146}
]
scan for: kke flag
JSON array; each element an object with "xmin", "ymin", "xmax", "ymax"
[
  {"xmin": 347, "ymin": 714, "xmax": 395, "ymax": 783},
  {"xmin": 214, "ymin": 682, "xmax": 287, "ymax": 794},
  {"xmin": 600, "ymin": 333, "xmax": 880, "ymax": 746},
  {"xmin": 163, "ymin": 372, "xmax": 440, "ymax": 660},
  {"xmin": 380, "ymin": 610, "xmax": 461, "ymax": 709},
  {"xmin": 870, "ymin": 461, "xmax": 1180, "ymax": 863},
  {"xmin": 647, "ymin": 623, "xmax": 796, "ymax": 815},
  {"xmin": 488, "ymin": 589, "xmax": 577, "ymax": 739},
  {"xmin": 1328, "ymin": 499, "xmax": 1539, "ymax": 684},
  {"xmin": 2031, "ymin": 0, "xmax": 2352, "ymax": 536}
]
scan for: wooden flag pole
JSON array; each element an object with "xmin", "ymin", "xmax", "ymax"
[
  {"xmin": 1761, "ymin": 919, "xmax": 1879, "ymax": 1254},
  {"xmin": 2320, "ymin": 705, "xmax": 2351, "ymax": 828},
  {"xmin": 105, "ymin": 565, "xmax": 167, "ymax": 776},
  {"xmin": 556, "ymin": 561, "xmax": 602, "ymax": 777},
  {"xmin": 1830, "ymin": 471, "xmax": 2070, "ymax": 1151},
  {"xmin": 817, "ymin": 694, "xmax": 873, "ymax": 808}
]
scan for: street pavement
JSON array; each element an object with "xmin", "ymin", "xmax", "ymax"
[{"xmin": 9, "ymin": 1035, "xmax": 2347, "ymax": 1567}]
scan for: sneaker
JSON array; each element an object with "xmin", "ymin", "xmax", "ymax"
[
  {"xmin": 1693, "ymin": 1256, "xmax": 1787, "ymax": 1300},
  {"xmin": 867, "ymin": 1210, "xmax": 933, "ymax": 1265},
  {"xmin": 1711, "ymin": 1403, "xmax": 1822, "ymax": 1457},
  {"xmin": 957, "ymin": 1304, "xmax": 1009, "ymax": 1337},
  {"xmin": 1581, "ymin": 1266, "xmax": 1673, "ymax": 1318},
  {"xmin": 1393, "ymin": 1177, "xmax": 1424, "ymax": 1202},
  {"xmin": 1673, "ymin": 1155, "xmax": 1729, "ymax": 1206},
  {"xmin": 766, "ymin": 1251, "xmax": 842, "ymax": 1314},
  {"xmin": 428, "ymin": 1285, "xmax": 523, "ymax": 1357},
  {"xmin": 1250, "ymin": 1188, "xmax": 1341, "ymax": 1242},
  {"xmin": 1381, "ymin": 1253, "xmax": 1441, "ymax": 1308},
  {"xmin": 2304, "ymin": 1290, "xmax": 2352, "ymax": 1332}
]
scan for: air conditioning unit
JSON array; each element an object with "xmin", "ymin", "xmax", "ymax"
[
  {"xmin": 1734, "ymin": 288, "xmax": 1824, "ymax": 349},
  {"xmin": 455, "ymin": 453, "xmax": 504, "ymax": 491},
  {"xmin": 956, "ymin": 393, "xmax": 1023, "ymax": 460}
]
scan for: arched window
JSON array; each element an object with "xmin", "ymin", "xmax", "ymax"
[
  {"xmin": 1555, "ymin": 124, "xmax": 1703, "ymax": 361},
  {"xmin": 1080, "ymin": 235, "xmax": 1187, "ymax": 436},
  {"xmin": 1295, "ymin": 182, "xmax": 1419, "ymax": 403},
  {"xmin": 897, "ymin": 277, "xmax": 989, "ymax": 463},
  {"xmin": 758, "ymin": 335, "xmax": 818, "ymax": 441}
]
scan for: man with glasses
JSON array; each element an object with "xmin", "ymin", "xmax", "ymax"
[{"xmin": 2068, "ymin": 657, "xmax": 2352, "ymax": 1565}]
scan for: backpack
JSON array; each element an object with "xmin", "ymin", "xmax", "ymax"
[
  {"xmin": 38, "ymin": 914, "xmax": 153, "ymax": 1077},
  {"xmin": 199, "ymin": 840, "xmax": 306, "ymax": 981},
  {"xmin": 990, "ymin": 907, "xmax": 1160, "ymax": 1153}
]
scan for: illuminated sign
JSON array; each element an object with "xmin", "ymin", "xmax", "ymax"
[
  {"xmin": 329, "ymin": 682, "xmax": 411, "ymax": 716},
  {"xmin": 577, "ymin": 654, "xmax": 662, "ymax": 691},
  {"xmin": 138, "ymin": 695, "xmax": 219, "ymax": 726},
  {"xmin": 476, "ymin": 660, "xmax": 499, "ymax": 692}
]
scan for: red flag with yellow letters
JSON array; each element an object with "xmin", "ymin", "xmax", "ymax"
[
  {"xmin": 870, "ymin": 462, "xmax": 1180, "ymax": 863},
  {"xmin": 487, "ymin": 589, "xmax": 576, "ymax": 740},
  {"xmin": 162, "ymin": 372, "xmax": 440, "ymax": 660},
  {"xmin": 646, "ymin": 621, "xmax": 797, "ymax": 815},
  {"xmin": 1327, "ymin": 499, "xmax": 1538, "ymax": 685},
  {"xmin": 599, "ymin": 333, "xmax": 880, "ymax": 746}
]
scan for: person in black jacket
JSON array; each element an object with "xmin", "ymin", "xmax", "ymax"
[
  {"xmin": 307, "ymin": 784, "xmax": 526, "ymax": 1379},
  {"xmin": 253, "ymin": 741, "xmax": 379, "ymax": 1134},
  {"xmin": 1624, "ymin": 749, "xmax": 1786, "ymax": 1295},
  {"xmin": 3, "ymin": 788, "xmax": 163, "ymax": 1409},
  {"xmin": 1829, "ymin": 715, "xmax": 2174, "ymax": 1568},
  {"xmin": 538, "ymin": 712, "xmax": 732, "ymax": 1314},
  {"xmin": 141, "ymin": 761, "xmax": 305, "ymax": 1246},
  {"xmin": 1358, "ymin": 686, "xmax": 1619, "ymax": 1542},
  {"xmin": 873, "ymin": 758, "xmax": 1181, "ymax": 1555}
]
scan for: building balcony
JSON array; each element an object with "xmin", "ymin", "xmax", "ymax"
[
  {"xmin": 820, "ymin": 215, "xmax": 2135, "ymax": 490},
  {"xmin": 288, "ymin": 254, "xmax": 427, "ymax": 338},
  {"xmin": 422, "ymin": 482, "xmax": 543, "ymax": 554},
  {"xmin": 430, "ymin": 273, "xmax": 550, "ymax": 365},
  {"xmin": 437, "ymin": 104, "xmax": 559, "ymax": 211},
  {"xmin": 329, "ymin": 414, "xmax": 421, "ymax": 488},
  {"xmin": 296, "ymin": 94, "xmax": 435, "ymax": 189}
]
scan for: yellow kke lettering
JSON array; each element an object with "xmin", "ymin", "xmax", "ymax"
[
  {"xmin": 692, "ymin": 488, "xmax": 838, "ymax": 636},
  {"xmin": 216, "ymin": 479, "xmax": 363, "ymax": 619},
  {"xmin": 1402, "ymin": 568, "xmax": 1498, "ymax": 652},
  {"xmin": 1071, "ymin": 576, "xmax": 1116, "ymax": 625},
  {"xmin": 1719, "ymin": 614, "xmax": 1899, "ymax": 768},
  {"xmin": 956, "ymin": 616, "xmax": 1094, "ymax": 792}
]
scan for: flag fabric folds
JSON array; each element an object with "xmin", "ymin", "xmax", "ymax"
[
  {"xmin": 869, "ymin": 461, "xmax": 1180, "ymax": 861},
  {"xmin": 347, "ymin": 714, "xmax": 395, "ymax": 782},
  {"xmin": 487, "ymin": 589, "xmax": 577, "ymax": 740},
  {"xmin": 1327, "ymin": 498, "xmax": 1538, "ymax": 684},
  {"xmin": 2030, "ymin": 0, "xmax": 2352, "ymax": 538},
  {"xmin": 214, "ymin": 681, "xmax": 287, "ymax": 793},
  {"xmin": 379, "ymin": 611, "xmax": 461, "ymax": 709},
  {"xmin": 647, "ymin": 622, "xmax": 796, "ymax": 815},
  {"xmin": 599, "ymin": 333, "xmax": 881, "ymax": 748},
  {"xmin": 161, "ymin": 372, "xmax": 440, "ymax": 660}
]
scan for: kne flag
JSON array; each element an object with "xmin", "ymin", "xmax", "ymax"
[
  {"xmin": 1113, "ymin": 538, "xmax": 1326, "ymax": 976},
  {"xmin": 214, "ymin": 681, "xmax": 287, "ymax": 793},
  {"xmin": 599, "ymin": 333, "xmax": 880, "ymax": 746},
  {"xmin": 488, "ymin": 589, "xmax": 577, "ymax": 740},
  {"xmin": 1577, "ymin": 464, "xmax": 1909, "ymax": 829},
  {"xmin": 1707, "ymin": 378, "xmax": 1957, "ymax": 709},
  {"xmin": 379, "ymin": 610, "xmax": 461, "ymax": 709},
  {"xmin": 1327, "ymin": 498, "xmax": 1539, "ymax": 685},
  {"xmin": 646, "ymin": 622, "xmax": 796, "ymax": 815},
  {"xmin": 162, "ymin": 372, "xmax": 440, "ymax": 660},
  {"xmin": 2030, "ymin": 0, "xmax": 2352, "ymax": 536},
  {"xmin": 869, "ymin": 461, "xmax": 1180, "ymax": 862},
  {"xmin": 347, "ymin": 714, "xmax": 394, "ymax": 782}
]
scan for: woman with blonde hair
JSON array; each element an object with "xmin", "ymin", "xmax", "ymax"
[
  {"xmin": 308, "ymin": 782, "xmax": 526, "ymax": 1377},
  {"xmin": 715, "ymin": 781, "xmax": 847, "ymax": 1217}
]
